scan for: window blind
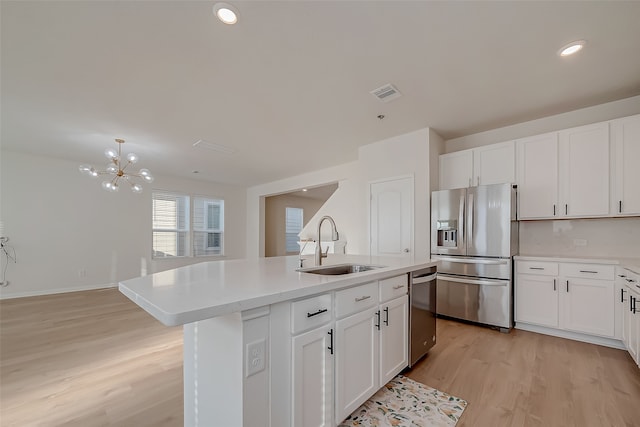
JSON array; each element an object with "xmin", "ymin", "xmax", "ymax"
[
  {"xmin": 285, "ymin": 207, "xmax": 303, "ymax": 253},
  {"xmin": 152, "ymin": 192, "xmax": 189, "ymax": 258}
]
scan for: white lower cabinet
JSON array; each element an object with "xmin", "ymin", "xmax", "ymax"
[
  {"xmin": 515, "ymin": 273, "xmax": 558, "ymax": 328},
  {"xmin": 619, "ymin": 267, "xmax": 640, "ymax": 367},
  {"xmin": 272, "ymin": 275, "xmax": 411, "ymax": 427},
  {"xmin": 515, "ymin": 259, "xmax": 615, "ymax": 340},
  {"xmin": 335, "ymin": 306, "xmax": 379, "ymax": 424},
  {"xmin": 379, "ymin": 295, "xmax": 409, "ymax": 385},
  {"xmin": 292, "ymin": 324, "xmax": 334, "ymax": 427},
  {"xmin": 626, "ymin": 287, "xmax": 639, "ymax": 365}
]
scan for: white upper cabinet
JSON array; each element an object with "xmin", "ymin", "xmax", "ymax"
[
  {"xmin": 559, "ymin": 122, "xmax": 610, "ymax": 217},
  {"xmin": 439, "ymin": 141, "xmax": 515, "ymax": 190},
  {"xmin": 517, "ymin": 132, "xmax": 559, "ymax": 219},
  {"xmin": 472, "ymin": 141, "xmax": 516, "ymax": 187},
  {"xmin": 439, "ymin": 149, "xmax": 473, "ymax": 190},
  {"xmin": 611, "ymin": 114, "xmax": 640, "ymax": 216},
  {"xmin": 517, "ymin": 122, "xmax": 610, "ymax": 219}
]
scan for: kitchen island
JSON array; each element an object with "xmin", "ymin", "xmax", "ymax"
[{"xmin": 119, "ymin": 254, "xmax": 438, "ymax": 427}]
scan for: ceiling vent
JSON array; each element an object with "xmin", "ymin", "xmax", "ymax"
[
  {"xmin": 193, "ymin": 139, "xmax": 237, "ymax": 155},
  {"xmin": 370, "ymin": 84, "xmax": 402, "ymax": 103}
]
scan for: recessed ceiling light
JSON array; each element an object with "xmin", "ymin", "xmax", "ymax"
[
  {"xmin": 302, "ymin": 189, "xmax": 308, "ymax": 192},
  {"xmin": 558, "ymin": 40, "xmax": 586, "ymax": 57},
  {"xmin": 214, "ymin": 3, "xmax": 239, "ymax": 25}
]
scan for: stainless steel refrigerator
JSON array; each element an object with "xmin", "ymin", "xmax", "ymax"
[{"xmin": 430, "ymin": 183, "xmax": 518, "ymax": 331}]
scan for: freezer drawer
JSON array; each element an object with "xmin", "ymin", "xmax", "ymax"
[{"xmin": 436, "ymin": 274, "xmax": 512, "ymax": 329}]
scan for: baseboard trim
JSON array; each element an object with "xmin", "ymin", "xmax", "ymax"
[
  {"xmin": 515, "ymin": 322, "xmax": 625, "ymax": 350},
  {"xmin": 0, "ymin": 283, "xmax": 118, "ymax": 300}
]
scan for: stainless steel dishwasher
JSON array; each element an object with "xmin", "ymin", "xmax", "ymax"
[{"xmin": 408, "ymin": 266, "xmax": 437, "ymax": 367}]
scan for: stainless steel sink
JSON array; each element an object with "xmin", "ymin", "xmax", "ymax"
[{"xmin": 297, "ymin": 263, "xmax": 385, "ymax": 275}]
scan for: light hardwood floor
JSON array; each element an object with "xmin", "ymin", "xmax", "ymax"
[{"xmin": 1, "ymin": 288, "xmax": 639, "ymax": 426}]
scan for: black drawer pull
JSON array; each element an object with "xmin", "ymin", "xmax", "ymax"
[
  {"xmin": 579, "ymin": 270, "xmax": 598, "ymax": 274},
  {"xmin": 529, "ymin": 267, "xmax": 545, "ymax": 270},
  {"xmin": 307, "ymin": 308, "xmax": 328, "ymax": 318}
]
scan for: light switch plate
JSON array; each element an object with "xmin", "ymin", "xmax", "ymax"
[{"xmin": 245, "ymin": 338, "xmax": 266, "ymax": 378}]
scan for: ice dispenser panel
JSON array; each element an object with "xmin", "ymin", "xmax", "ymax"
[{"xmin": 436, "ymin": 220, "xmax": 458, "ymax": 248}]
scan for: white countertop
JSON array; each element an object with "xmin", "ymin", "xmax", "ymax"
[
  {"xmin": 515, "ymin": 255, "xmax": 640, "ymax": 273},
  {"xmin": 119, "ymin": 254, "xmax": 438, "ymax": 326}
]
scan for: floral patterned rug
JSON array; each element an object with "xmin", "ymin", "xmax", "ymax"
[{"xmin": 338, "ymin": 375, "xmax": 467, "ymax": 427}]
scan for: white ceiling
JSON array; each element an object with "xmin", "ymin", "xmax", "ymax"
[{"xmin": 2, "ymin": 1, "xmax": 640, "ymax": 187}]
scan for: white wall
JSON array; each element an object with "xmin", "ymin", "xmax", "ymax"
[
  {"xmin": 445, "ymin": 95, "xmax": 640, "ymax": 152},
  {"xmin": 247, "ymin": 128, "xmax": 439, "ymax": 260},
  {"xmin": 0, "ymin": 150, "xmax": 246, "ymax": 298},
  {"xmin": 443, "ymin": 95, "xmax": 640, "ymax": 259}
]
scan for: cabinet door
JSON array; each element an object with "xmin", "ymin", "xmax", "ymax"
[
  {"xmin": 473, "ymin": 141, "xmax": 515, "ymax": 187},
  {"xmin": 612, "ymin": 114, "xmax": 640, "ymax": 216},
  {"xmin": 335, "ymin": 307, "xmax": 379, "ymax": 425},
  {"xmin": 628, "ymin": 291, "xmax": 640, "ymax": 365},
  {"xmin": 559, "ymin": 122, "xmax": 610, "ymax": 217},
  {"xmin": 379, "ymin": 295, "xmax": 408, "ymax": 385},
  {"xmin": 516, "ymin": 133, "xmax": 559, "ymax": 219},
  {"xmin": 292, "ymin": 325, "xmax": 333, "ymax": 427},
  {"xmin": 515, "ymin": 274, "xmax": 558, "ymax": 327},
  {"xmin": 560, "ymin": 277, "xmax": 615, "ymax": 337},
  {"xmin": 439, "ymin": 150, "xmax": 473, "ymax": 190}
]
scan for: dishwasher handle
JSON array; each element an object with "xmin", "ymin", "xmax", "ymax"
[{"xmin": 412, "ymin": 273, "xmax": 437, "ymax": 284}]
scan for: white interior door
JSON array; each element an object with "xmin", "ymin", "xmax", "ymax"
[{"xmin": 370, "ymin": 177, "xmax": 413, "ymax": 258}]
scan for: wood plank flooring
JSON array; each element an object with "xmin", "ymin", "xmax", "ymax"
[
  {"xmin": 407, "ymin": 319, "xmax": 640, "ymax": 427},
  {"xmin": 2, "ymin": 288, "xmax": 639, "ymax": 426}
]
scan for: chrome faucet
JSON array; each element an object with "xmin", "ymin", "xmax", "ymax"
[{"xmin": 315, "ymin": 215, "xmax": 339, "ymax": 266}]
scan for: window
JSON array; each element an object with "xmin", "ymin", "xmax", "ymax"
[
  {"xmin": 193, "ymin": 197, "xmax": 224, "ymax": 256},
  {"xmin": 152, "ymin": 192, "xmax": 189, "ymax": 258},
  {"xmin": 285, "ymin": 207, "xmax": 303, "ymax": 254},
  {"xmin": 152, "ymin": 192, "xmax": 224, "ymax": 258}
]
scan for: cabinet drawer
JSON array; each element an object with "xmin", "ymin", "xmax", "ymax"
[
  {"xmin": 379, "ymin": 275, "xmax": 408, "ymax": 303},
  {"xmin": 560, "ymin": 263, "xmax": 615, "ymax": 281},
  {"xmin": 291, "ymin": 293, "xmax": 332, "ymax": 335},
  {"xmin": 516, "ymin": 261, "xmax": 559, "ymax": 276},
  {"xmin": 335, "ymin": 282, "xmax": 379, "ymax": 319}
]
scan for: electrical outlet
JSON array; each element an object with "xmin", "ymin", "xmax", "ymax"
[
  {"xmin": 245, "ymin": 338, "xmax": 266, "ymax": 377},
  {"xmin": 573, "ymin": 239, "xmax": 588, "ymax": 247}
]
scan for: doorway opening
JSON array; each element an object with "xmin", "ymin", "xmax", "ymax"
[{"xmin": 264, "ymin": 184, "xmax": 338, "ymax": 257}]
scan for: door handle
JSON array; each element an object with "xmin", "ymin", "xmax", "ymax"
[
  {"xmin": 375, "ymin": 310, "xmax": 381, "ymax": 330},
  {"xmin": 384, "ymin": 307, "xmax": 389, "ymax": 326},
  {"xmin": 327, "ymin": 329, "xmax": 334, "ymax": 355}
]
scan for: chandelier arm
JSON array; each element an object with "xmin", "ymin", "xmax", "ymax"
[{"xmin": 120, "ymin": 160, "xmax": 133, "ymax": 173}]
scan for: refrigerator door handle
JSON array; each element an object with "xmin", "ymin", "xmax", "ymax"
[
  {"xmin": 458, "ymin": 192, "xmax": 465, "ymax": 250},
  {"xmin": 438, "ymin": 274, "xmax": 508, "ymax": 287},
  {"xmin": 467, "ymin": 192, "xmax": 474, "ymax": 249},
  {"xmin": 435, "ymin": 256, "xmax": 509, "ymax": 265}
]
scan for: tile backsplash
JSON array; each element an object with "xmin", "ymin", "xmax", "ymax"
[{"xmin": 519, "ymin": 217, "xmax": 640, "ymax": 259}]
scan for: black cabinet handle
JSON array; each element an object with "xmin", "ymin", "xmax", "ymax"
[
  {"xmin": 553, "ymin": 279, "xmax": 556, "ymax": 291},
  {"xmin": 384, "ymin": 307, "xmax": 389, "ymax": 326},
  {"xmin": 566, "ymin": 280, "xmax": 569, "ymax": 292},
  {"xmin": 375, "ymin": 310, "xmax": 381, "ymax": 330},
  {"xmin": 530, "ymin": 267, "xmax": 545, "ymax": 270},
  {"xmin": 553, "ymin": 204, "xmax": 556, "ymax": 216},
  {"xmin": 621, "ymin": 288, "xmax": 627, "ymax": 303},
  {"xmin": 579, "ymin": 270, "xmax": 598, "ymax": 274},
  {"xmin": 327, "ymin": 329, "xmax": 333, "ymax": 355},
  {"xmin": 307, "ymin": 308, "xmax": 328, "ymax": 318},
  {"xmin": 619, "ymin": 200, "xmax": 623, "ymax": 213},
  {"xmin": 565, "ymin": 204, "xmax": 568, "ymax": 215}
]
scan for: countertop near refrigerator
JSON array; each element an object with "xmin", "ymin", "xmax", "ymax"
[
  {"xmin": 515, "ymin": 255, "xmax": 640, "ymax": 272},
  {"xmin": 119, "ymin": 254, "xmax": 438, "ymax": 326}
]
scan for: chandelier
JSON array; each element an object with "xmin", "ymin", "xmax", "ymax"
[{"xmin": 79, "ymin": 138, "xmax": 154, "ymax": 193}]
